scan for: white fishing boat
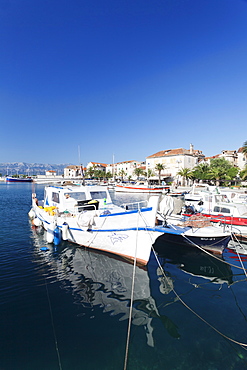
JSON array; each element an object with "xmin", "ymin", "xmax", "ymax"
[
  {"xmin": 156, "ymin": 195, "xmax": 232, "ymax": 254},
  {"xmin": 29, "ymin": 184, "xmax": 233, "ymax": 263},
  {"xmin": 115, "ymin": 181, "xmax": 169, "ymax": 194},
  {"xmin": 183, "ymin": 191, "xmax": 247, "ymax": 242}
]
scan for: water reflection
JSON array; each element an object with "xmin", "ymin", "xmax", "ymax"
[
  {"xmin": 153, "ymin": 240, "xmax": 234, "ymax": 286},
  {"xmin": 31, "ymin": 225, "xmax": 180, "ymax": 346}
]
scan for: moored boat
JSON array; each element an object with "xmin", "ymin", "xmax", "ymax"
[
  {"xmin": 115, "ymin": 181, "xmax": 169, "ymax": 194},
  {"xmin": 29, "ymin": 184, "xmax": 232, "ymax": 263},
  {"xmin": 183, "ymin": 191, "xmax": 247, "ymax": 242},
  {"xmin": 6, "ymin": 176, "xmax": 33, "ymax": 182}
]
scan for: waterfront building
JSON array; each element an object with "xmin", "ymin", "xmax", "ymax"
[
  {"xmin": 45, "ymin": 170, "xmax": 57, "ymax": 177},
  {"xmin": 237, "ymin": 147, "xmax": 247, "ymax": 170},
  {"xmin": 106, "ymin": 160, "xmax": 144, "ymax": 180},
  {"xmin": 146, "ymin": 144, "xmax": 205, "ymax": 184},
  {"xmin": 86, "ymin": 162, "xmax": 107, "ymax": 173},
  {"xmin": 64, "ymin": 165, "xmax": 84, "ymax": 178}
]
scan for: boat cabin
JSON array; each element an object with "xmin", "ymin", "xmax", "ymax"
[
  {"xmin": 197, "ymin": 193, "xmax": 247, "ymax": 217},
  {"xmin": 42, "ymin": 185, "xmax": 112, "ymax": 213}
]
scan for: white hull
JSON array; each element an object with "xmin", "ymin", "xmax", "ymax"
[
  {"xmin": 31, "ymin": 189, "xmax": 161, "ymax": 265},
  {"xmin": 115, "ymin": 185, "xmax": 166, "ymax": 194}
]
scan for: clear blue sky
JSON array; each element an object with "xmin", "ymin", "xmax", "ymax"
[{"xmin": 1, "ymin": 0, "xmax": 247, "ymax": 165}]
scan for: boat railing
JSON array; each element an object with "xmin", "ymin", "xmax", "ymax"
[
  {"xmin": 121, "ymin": 200, "xmax": 148, "ymax": 211},
  {"xmin": 206, "ymin": 214, "xmax": 233, "ymax": 232}
]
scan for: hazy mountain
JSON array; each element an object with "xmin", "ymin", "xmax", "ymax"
[{"xmin": 0, "ymin": 162, "xmax": 74, "ymax": 176}]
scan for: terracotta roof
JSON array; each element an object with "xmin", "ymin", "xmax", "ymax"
[
  {"xmin": 90, "ymin": 162, "xmax": 107, "ymax": 167},
  {"xmin": 65, "ymin": 165, "xmax": 86, "ymax": 170},
  {"xmin": 147, "ymin": 148, "xmax": 203, "ymax": 158},
  {"xmin": 115, "ymin": 160, "xmax": 138, "ymax": 165},
  {"xmin": 204, "ymin": 154, "xmax": 220, "ymax": 160}
]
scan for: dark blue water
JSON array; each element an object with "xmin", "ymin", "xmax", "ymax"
[{"xmin": 1, "ymin": 183, "xmax": 247, "ymax": 369}]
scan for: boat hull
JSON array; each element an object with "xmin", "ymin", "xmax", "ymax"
[
  {"xmin": 155, "ymin": 231, "xmax": 230, "ymax": 254},
  {"xmin": 31, "ymin": 195, "xmax": 162, "ymax": 265},
  {"xmin": 183, "ymin": 212, "xmax": 247, "ymax": 242},
  {"xmin": 6, "ymin": 177, "xmax": 33, "ymax": 182},
  {"xmin": 115, "ymin": 185, "xmax": 169, "ymax": 193}
]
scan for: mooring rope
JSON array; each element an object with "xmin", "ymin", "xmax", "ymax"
[
  {"xmin": 43, "ymin": 273, "xmax": 63, "ymax": 370},
  {"xmin": 136, "ymin": 208, "xmax": 247, "ymax": 349},
  {"xmin": 123, "ymin": 210, "xmax": 140, "ymax": 370},
  {"xmin": 182, "ymin": 233, "xmax": 247, "ymax": 273},
  {"xmin": 150, "ymin": 244, "xmax": 247, "ymax": 349},
  {"xmin": 228, "ymin": 234, "xmax": 247, "ymax": 278}
]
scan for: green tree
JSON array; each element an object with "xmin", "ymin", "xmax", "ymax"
[
  {"xmin": 192, "ymin": 163, "xmax": 210, "ymax": 182},
  {"xmin": 242, "ymin": 140, "xmax": 247, "ymax": 156},
  {"xmin": 105, "ymin": 172, "xmax": 112, "ymax": 180},
  {"xmin": 118, "ymin": 169, "xmax": 126, "ymax": 181},
  {"xmin": 155, "ymin": 163, "xmax": 165, "ymax": 185},
  {"xmin": 208, "ymin": 167, "xmax": 224, "ymax": 186},
  {"xmin": 240, "ymin": 165, "xmax": 247, "ymax": 181},
  {"xmin": 177, "ymin": 168, "xmax": 193, "ymax": 186},
  {"xmin": 87, "ymin": 166, "xmax": 94, "ymax": 179},
  {"xmin": 133, "ymin": 167, "xmax": 143, "ymax": 180},
  {"xmin": 208, "ymin": 158, "xmax": 237, "ymax": 186}
]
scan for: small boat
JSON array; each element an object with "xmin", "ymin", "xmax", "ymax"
[
  {"xmin": 29, "ymin": 183, "xmax": 165, "ymax": 265},
  {"xmin": 183, "ymin": 191, "xmax": 247, "ymax": 242},
  {"xmin": 115, "ymin": 181, "xmax": 169, "ymax": 194},
  {"xmin": 6, "ymin": 176, "xmax": 33, "ymax": 183},
  {"xmin": 184, "ymin": 183, "xmax": 247, "ymax": 205},
  {"xmin": 156, "ymin": 195, "xmax": 231, "ymax": 254},
  {"xmin": 29, "ymin": 185, "xmax": 232, "ymax": 264}
]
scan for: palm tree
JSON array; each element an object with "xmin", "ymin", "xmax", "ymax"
[
  {"xmin": 87, "ymin": 166, "xmax": 94, "ymax": 179},
  {"xmin": 155, "ymin": 163, "xmax": 165, "ymax": 185},
  {"xmin": 177, "ymin": 168, "xmax": 193, "ymax": 186},
  {"xmin": 118, "ymin": 169, "xmax": 126, "ymax": 182},
  {"xmin": 133, "ymin": 167, "xmax": 143, "ymax": 180},
  {"xmin": 208, "ymin": 167, "xmax": 223, "ymax": 186},
  {"xmin": 192, "ymin": 163, "xmax": 210, "ymax": 182},
  {"xmin": 242, "ymin": 141, "xmax": 247, "ymax": 156},
  {"xmin": 240, "ymin": 165, "xmax": 247, "ymax": 181}
]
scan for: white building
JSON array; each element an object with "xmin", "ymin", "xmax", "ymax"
[
  {"xmin": 64, "ymin": 165, "xmax": 83, "ymax": 178},
  {"xmin": 237, "ymin": 147, "xmax": 247, "ymax": 170},
  {"xmin": 87, "ymin": 162, "xmax": 107, "ymax": 172},
  {"xmin": 219, "ymin": 150, "xmax": 238, "ymax": 166},
  {"xmin": 106, "ymin": 160, "xmax": 144, "ymax": 179},
  {"xmin": 146, "ymin": 144, "xmax": 205, "ymax": 183},
  {"xmin": 45, "ymin": 170, "xmax": 57, "ymax": 176}
]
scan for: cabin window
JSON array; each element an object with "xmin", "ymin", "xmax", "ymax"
[
  {"xmin": 52, "ymin": 192, "xmax": 60, "ymax": 203},
  {"xmin": 90, "ymin": 191, "xmax": 108, "ymax": 199},
  {"xmin": 213, "ymin": 206, "xmax": 230, "ymax": 214},
  {"xmin": 66, "ymin": 192, "xmax": 86, "ymax": 201},
  {"xmin": 220, "ymin": 207, "xmax": 230, "ymax": 214}
]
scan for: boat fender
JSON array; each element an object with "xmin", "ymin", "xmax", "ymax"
[
  {"xmin": 46, "ymin": 221, "xmax": 56, "ymax": 243},
  {"xmin": 40, "ymin": 246, "xmax": 49, "ymax": 251},
  {"xmin": 33, "ymin": 217, "xmax": 43, "ymax": 227},
  {"xmin": 54, "ymin": 226, "xmax": 62, "ymax": 246},
  {"xmin": 62, "ymin": 222, "xmax": 69, "ymax": 240},
  {"xmin": 28, "ymin": 209, "xmax": 36, "ymax": 220}
]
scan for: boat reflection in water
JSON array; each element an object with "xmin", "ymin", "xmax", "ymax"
[
  {"xmin": 32, "ymin": 226, "xmax": 181, "ymax": 346},
  {"xmin": 32, "ymin": 223, "xmax": 236, "ymax": 351},
  {"xmin": 152, "ymin": 238, "xmax": 234, "ymax": 286}
]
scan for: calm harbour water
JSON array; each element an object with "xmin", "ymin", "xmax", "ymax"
[{"xmin": 1, "ymin": 183, "xmax": 247, "ymax": 370}]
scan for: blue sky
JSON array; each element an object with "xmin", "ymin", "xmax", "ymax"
[{"xmin": 1, "ymin": 0, "xmax": 247, "ymax": 165}]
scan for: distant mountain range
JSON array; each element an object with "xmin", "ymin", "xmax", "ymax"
[{"xmin": 0, "ymin": 162, "xmax": 73, "ymax": 176}]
